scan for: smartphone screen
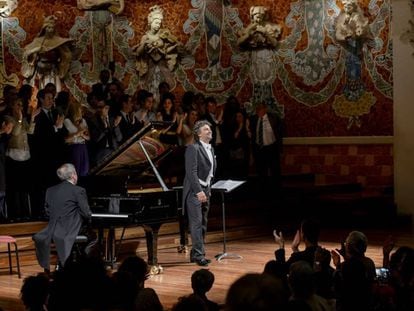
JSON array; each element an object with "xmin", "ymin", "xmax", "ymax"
[{"xmin": 376, "ymin": 268, "xmax": 390, "ymax": 283}]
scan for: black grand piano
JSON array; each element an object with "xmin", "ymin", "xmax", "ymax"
[{"xmin": 82, "ymin": 121, "xmax": 184, "ymax": 273}]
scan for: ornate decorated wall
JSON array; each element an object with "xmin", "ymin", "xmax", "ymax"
[{"xmin": 0, "ymin": 0, "xmax": 392, "ymax": 138}]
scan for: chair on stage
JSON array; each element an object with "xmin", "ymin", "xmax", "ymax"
[{"xmin": 0, "ymin": 235, "xmax": 21, "ymax": 278}]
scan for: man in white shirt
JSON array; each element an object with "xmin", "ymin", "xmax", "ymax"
[
  {"xmin": 251, "ymin": 102, "xmax": 283, "ymax": 202},
  {"xmin": 182, "ymin": 120, "xmax": 216, "ymax": 266}
]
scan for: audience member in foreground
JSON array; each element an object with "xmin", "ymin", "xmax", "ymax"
[{"xmin": 191, "ymin": 269, "xmax": 220, "ymax": 311}]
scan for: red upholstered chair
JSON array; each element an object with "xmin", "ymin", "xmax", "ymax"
[{"xmin": 0, "ymin": 235, "xmax": 21, "ymax": 278}]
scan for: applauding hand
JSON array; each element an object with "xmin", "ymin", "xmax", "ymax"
[{"xmin": 273, "ymin": 229, "xmax": 284, "ymax": 249}]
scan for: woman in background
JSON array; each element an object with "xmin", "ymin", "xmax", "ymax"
[{"xmin": 64, "ymin": 101, "xmax": 90, "ymax": 177}]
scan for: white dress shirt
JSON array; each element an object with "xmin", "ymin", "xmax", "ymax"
[{"xmin": 200, "ymin": 140, "xmax": 214, "ymax": 186}]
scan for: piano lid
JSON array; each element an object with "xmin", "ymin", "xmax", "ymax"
[{"xmin": 89, "ymin": 121, "xmax": 174, "ymax": 176}]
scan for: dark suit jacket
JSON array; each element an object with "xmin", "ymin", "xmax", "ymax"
[
  {"xmin": 87, "ymin": 114, "xmax": 123, "ymax": 162},
  {"xmin": 274, "ymin": 245, "xmax": 319, "ymax": 276},
  {"xmin": 0, "ymin": 133, "xmax": 8, "ymax": 192},
  {"xmin": 250, "ymin": 112, "xmax": 283, "ymax": 153},
  {"xmin": 117, "ymin": 113, "xmax": 142, "ymax": 144},
  {"xmin": 33, "ymin": 181, "xmax": 92, "ymax": 268},
  {"xmin": 182, "ymin": 141, "xmax": 217, "ymax": 212},
  {"xmin": 31, "ymin": 109, "xmax": 66, "ymax": 167}
]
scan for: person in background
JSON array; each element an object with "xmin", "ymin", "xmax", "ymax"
[
  {"xmin": 178, "ymin": 108, "xmax": 198, "ymax": 146},
  {"xmin": 250, "ymin": 102, "xmax": 283, "ymax": 208},
  {"xmin": 135, "ymin": 90, "xmax": 156, "ymax": 126},
  {"xmin": 30, "ymin": 88, "xmax": 66, "ymax": 219},
  {"xmin": 201, "ymin": 96, "xmax": 224, "ymax": 177},
  {"xmin": 63, "ymin": 101, "xmax": 90, "ymax": 177},
  {"xmin": 5, "ymin": 98, "xmax": 40, "ymax": 220},
  {"xmin": 87, "ymin": 98, "xmax": 122, "ymax": 166},
  {"xmin": 0, "ymin": 116, "xmax": 15, "ymax": 219},
  {"xmin": 117, "ymin": 94, "xmax": 142, "ymax": 143}
]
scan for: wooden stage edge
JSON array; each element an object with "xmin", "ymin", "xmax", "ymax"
[{"xmin": 0, "ymin": 221, "xmax": 413, "ymax": 311}]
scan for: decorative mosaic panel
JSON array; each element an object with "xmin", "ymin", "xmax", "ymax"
[{"xmin": 1, "ymin": 0, "xmax": 392, "ymax": 137}]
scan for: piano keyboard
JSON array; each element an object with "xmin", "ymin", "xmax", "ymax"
[{"xmin": 91, "ymin": 213, "xmax": 129, "ymax": 218}]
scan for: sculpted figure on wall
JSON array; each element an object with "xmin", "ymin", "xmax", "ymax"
[
  {"xmin": 77, "ymin": 0, "xmax": 125, "ymax": 15},
  {"xmin": 335, "ymin": 0, "xmax": 369, "ymax": 42},
  {"xmin": 132, "ymin": 5, "xmax": 182, "ymax": 91},
  {"xmin": 0, "ymin": 0, "xmax": 18, "ymax": 17},
  {"xmin": 237, "ymin": 6, "xmax": 282, "ymax": 113},
  {"xmin": 21, "ymin": 16, "xmax": 73, "ymax": 91},
  {"xmin": 333, "ymin": 0, "xmax": 374, "ymax": 128},
  {"xmin": 237, "ymin": 6, "xmax": 282, "ymax": 50},
  {"xmin": 334, "ymin": 0, "xmax": 370, "ymax": 101}
]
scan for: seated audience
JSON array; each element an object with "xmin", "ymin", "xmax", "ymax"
[
  {"xmin": 382, "ymin": 243, "xmax": 414, "ymax": 311},
  {"xmin": 20, "ymin": 273, "xmax": 50, "ymax": 311},
  {"xmin": 135, "ymin": 287, "xmax": 164, "ymax": 311},
  {"xmin": 225, "ymin": 273, "xmax": 287, "ymax": 311},
  {"xmin": 172, "ymin": 294, "xmax": 208, "ymax": 311},
  {"xmin": 191, "ymin": 269, "xmax": 220, "ymax": 311},
  {"xmin": 273, "ymin": 219, "xmax": 321, "ymax": 275},
  {"xmin": 112, "ymin": 255, "xmax": 157, "ymax": 311},
  {"xmin": 331, "ymin": 231, "xmax": 376, "ymax": 311},
  {"xmin": 287, "ymin": 261, "xmax": 333, "ymax": 311}
]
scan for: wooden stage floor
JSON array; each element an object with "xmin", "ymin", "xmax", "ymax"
[{"xmin": 0, "ymin": 225, "xmax": 413, "ymax": 311}]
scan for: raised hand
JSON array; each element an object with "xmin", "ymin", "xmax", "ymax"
[
  {"xmin": 291, "ymin": 229, "xmax": 301, "ymax": 252},
  {"xmin": 331, "ymin": 249, "xmax": 341, "ymax": 268},
  {"xmin": 273, "ymin": 229, "xmax": 284, "ymax": 249}
]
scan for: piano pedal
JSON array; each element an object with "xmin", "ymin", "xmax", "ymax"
[
  {"xmin": 177, "ymin": 245, "xmax": 188, "ymax": 253},
  {"xmin": 149, "ymin": 265, "xmax": 163, "ymax": 275}
]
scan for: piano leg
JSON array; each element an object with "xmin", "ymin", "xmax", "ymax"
[
  {"xmin": 143, "ymin": 224, "xmax": 163, "ymax": 275},
  {"xmin": 96, "ymin": 226, "xmax": 117, "ymax": 269}
]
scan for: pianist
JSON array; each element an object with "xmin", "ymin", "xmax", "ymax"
[
  {"xmin": 33, "ymin": 163, "xmax": 93, "ymax": 272},
  {"xmin": 182, "ymin": 120, "xmax": 216, "ymax": 266}
]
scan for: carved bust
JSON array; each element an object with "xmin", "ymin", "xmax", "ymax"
[
  {"xmin": 133, "ymin": 5, "xmax": 181, "ymax": 76},
  {"xmin": 21, "ymin": 16, "xmax": 73, "ymax": 84},
  {"xmin": 335, "ymin": 0, "xmax": 369, "ymax": 42},
  {"xmin": 0, "ymin": 0, "xmax": 18, "ymax": 17},
  {"xmin": 237, "ymin": 6, "xmax": 282, "ymax": 50}
]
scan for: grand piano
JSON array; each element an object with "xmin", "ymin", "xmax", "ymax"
[{"xmin": 82, "ymin": 121, "xmax": 184, "ymax": 274}]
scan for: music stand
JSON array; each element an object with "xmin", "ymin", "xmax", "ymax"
[{"xmin": 212, "ymin": 180, "xmax": 246, "ymax": 261}]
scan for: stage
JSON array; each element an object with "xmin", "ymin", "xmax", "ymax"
[{"xmin": 0, "ymin": 223, "xmax": 413, "ymax": 311}]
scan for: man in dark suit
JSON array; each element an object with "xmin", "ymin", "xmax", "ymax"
[
  {"xmin": 0, "ymin": 116, "xmax": 15, "ymax": 218},
  {"xmin": 33, "ymin": 163, "xmax": 92, "ymax": 272},
  {"xmin": 250, "ymin": 102, "xmax": 283, "ymax": 199},
  {"xmin": 201, "ymin": 96, "xmax": 225, "ymax": 178},
  {"xmin": 31, "ymin": 89, "xmax": 66, "ymax": 218},
  {"xmin": 182, "ymin": 120, "xmax": 216, "ymax": 266}
]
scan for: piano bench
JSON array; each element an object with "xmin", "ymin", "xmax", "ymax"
[{"xmin": 70, "ymin": 235, "xmax": 88, "ymax": 263}]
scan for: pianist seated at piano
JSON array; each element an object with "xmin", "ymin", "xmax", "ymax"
[{"xmin": 32, "ymin": 163, "xmax": 97, "ymax": 273}]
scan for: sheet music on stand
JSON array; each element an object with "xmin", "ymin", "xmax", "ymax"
[
  {"xmin": 212, "ymin": 180, "xmax": 246, "ymax": 192},
  {"xmin": 211, "ymin": 179, "xmax": 246, "ymax": 261}
]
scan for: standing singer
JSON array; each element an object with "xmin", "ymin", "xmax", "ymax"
[{"xmin": 182, "ymin": 120, "xmax": 216, "ymax": 266}]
